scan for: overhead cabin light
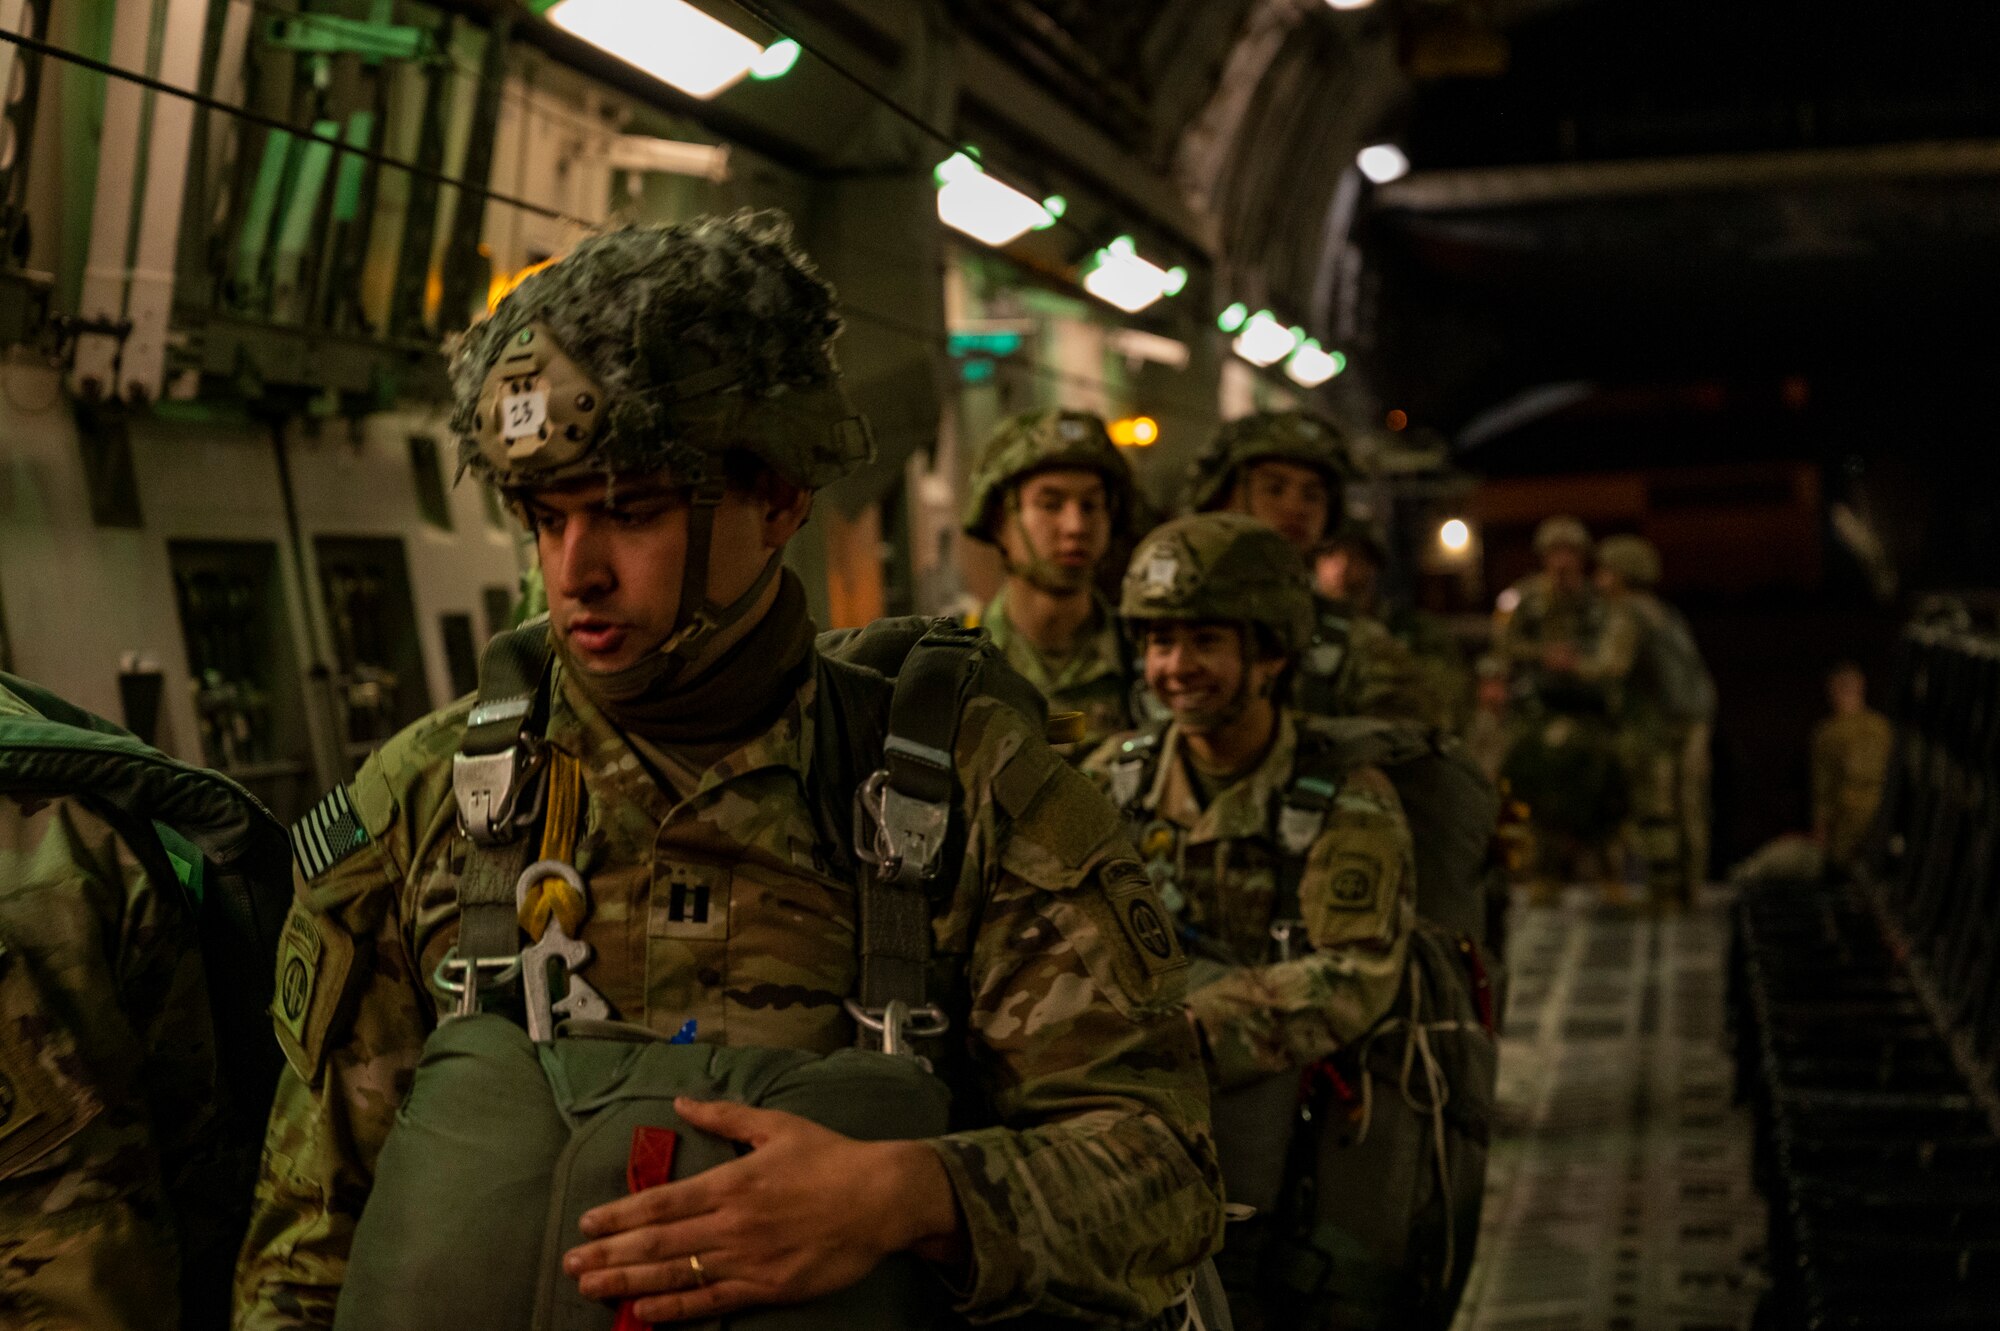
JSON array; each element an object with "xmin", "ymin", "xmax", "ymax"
[
  {"xmin": 1439, "ymin": 518, "xmax": 1472, "ymax": 553},
  {"xmin": 1110, "ymin": 327, "xmax": 1191, "ymax": 369},
  {"xmin": 1233, "ymin": 310, "xmax": 1301, "ymax": 368},
  {"xmin": 543, "ymin": 0, "xmax": 765, "ymax": 99},
  {"xmin": 608, "ymin": 136, "xmax": 731, "ymax": 182},
  {"xmin": 1326, "ymin": 0, "xmax": 1376, "ymax": 9},
  {"xmin": 1217, "ymin": 302, "xmax": 1249, "ymax": 333},
  {"xmin": 934, "ymin": 152, "xmax": 1052, "ymax": 248},
  {"xmin": 749, "ymin": 38, "xmax": 801, "ymax": 80},
  {"xmin": 1357, "ymin": 143, "xmax": 1410, "ymax": 184},
  {"xmin": 1285, "ymin": 340, "xmax": 1347, "ymax": 388},
  {"xmin": 1082, "ymin": 236, "xmax": 1184, "ymax": 314}
]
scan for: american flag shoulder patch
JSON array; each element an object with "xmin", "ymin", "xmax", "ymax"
[{"xmin": 290, "ymin": 785, "xmax": 369, "ymax": 880}]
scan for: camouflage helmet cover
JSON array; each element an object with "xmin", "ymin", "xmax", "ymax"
[
  {"xmin": 1179, "ymin": 410, "xmax": 1355, "ymax": 515},
  {"xmin": 960, "ymin": 409, "xmax": 1137, "ymax": 541},
  {"xmin": 1118, "ymin": 512, "xmax": 1314, "ymax": 654},
  {"xmin": 1597, "ymin": 533, "xmax": 1662, "ymax": 587},
  {"xmin": 1317, "ymin": 517, "xmax": 1388, "ymax": 566},
  {"xmin": 450, "ymin": 210, "xmax": 874, "ymax": 492},
  {"xmin": 1533, "ymin": 515, "xmax": 1592, "ymax": 555}
]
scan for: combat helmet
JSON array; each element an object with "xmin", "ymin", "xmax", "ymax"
[
  {"xmin": 960, "ymin": 409, "xmax": 1136, "ymax": 543},
  {"xmin": 1532, "ymin": 515, "xmax": 1592, "ymax": 555},
  {"xmin": 1596, "ymin": 534, "xmax": 1661, "ymax": 587},
  {"xmin": 1178, "ymin": 410, "xmax": 1355, "ymax": 516},
  {"xmin": 1119, "ymin": 512, "xmax": 1314, "ymax": 655},
  {"xmin": 449, "ymin": 211, "xmax": 874, "ymax": 688}
]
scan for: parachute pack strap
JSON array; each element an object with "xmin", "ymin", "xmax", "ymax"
[
  {"xmin": 1274, "ymin": 737, "xmax": 1347, "ymax": 911},
  {"xmin": 453, "ymin": 623, "xmax": 556, "ymax": 964},
  {"xmin": 1108, "ymin": 724, "xmax": 1168, "ymax": 815},
  {"xmin": 857, "ymin": 622, "xmax": 983, "ymax": 1013}
]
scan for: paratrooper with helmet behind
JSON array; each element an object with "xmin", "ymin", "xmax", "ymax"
[
  {"xmin": 1084, "ymin": 513, "xmax": 1495, "ymax": 1331},
  {"xmin": 1315, "ymin": 518, "xmax": 1473, "ymax": 732},
  {"xmin": 962, "ymin": 409, "xmax": 1143, "ymax": 758},
  {"xmin": 234, "ymin": 212, "xmax": 1222, "ymax": 1331},
  {"xmin": 1181, "ymin": 411, "xmax": 1427, "ymax": 722},
  {"xmin": 1493, "ymin": 516, "xmax": 1630, "ymax": 892},
  {"xmin": 1595, "ymin": 534, "xmax": 1716, "ymax": 906}
]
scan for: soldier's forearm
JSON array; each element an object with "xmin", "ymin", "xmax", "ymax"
[{"xmin": 928, "ymin": 1107, "xmax": 1221, "ymax": 1323}]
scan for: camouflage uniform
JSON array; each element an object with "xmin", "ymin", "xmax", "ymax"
[
  {"xmin": 1322, "ymin": 523, "xmax": 1471, "ymax": 732},
  {"xmin": 0, "ymin": 682, "xmax": 234, "ymax": 1330},
  {"xmin": 1085, "ymin": 514, "xmax": 1421, "ymax": 1331},
  {"xmin": 1813, "ymin": 707, "xmax": 1893, "ymax": 870},
  {"xmin": 1181, "ymin": 414, "xmax": 1426, "ymax": 723},
  {"xmin": 963, "ymin": 410, "xmax": 1142, "ymax": 757},
  {"xmin": 1597, "ymin": 536, "xmax": 1696, "ymax": 902},
  {"xmin": 978, "ymin": 586, "xmax": 1134, "ymax": 755},
  {"xmin": 1082, "ymin": 714, "xmax": 1415, "ymax": 1089},
  {"xmin": 235, "ymin": 215, "xmax": 1220, "ymax": 1329},
  {"xmin": 1493, "ymin": 520, "xmax": 1629, "ymax": 880}
]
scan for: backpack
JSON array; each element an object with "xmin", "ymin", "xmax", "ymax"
[
  {"xmin": 1638, "ymin": 600, "xmax": 1717, "ymax": 726},
  {"xmin": 338, "ymin": 621, "xmax": 1229, "ymax": 1331},
  {"xmin": 0, "ymin": 671, "xmax": 294, "ymax": 1327}
]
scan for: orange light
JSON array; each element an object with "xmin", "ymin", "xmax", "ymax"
[
  {"xmin": 488, "ymin": 256, "xmax": 559, "ymax": 313},
  {"xmin": 1385, "ymin": 409, "xmax": 1408, "ymax": 432},
  {"xmin": 1109, "ymin": 415, "xmax": 1160, "ymax": 447}
]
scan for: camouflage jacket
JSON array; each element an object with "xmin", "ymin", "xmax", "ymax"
[
  {"xmin": 1081, "ymin": 711, "xmax": 1415, "ymax": 1092},
  {"xmin": 0, "ymin": 695, "xmax": 231, "ymax": 1328},
  {"xmin": 1494, "ymin": 575, "xmax": 1633, "ymax": 714},
  {"xmin": 233, "ymin": 659, "xmax": 1221, "ymax": 1328},
  {"xmin": 1292, "ymin": 596, "xmax": 1429, "ymax": 724},
  {"xmin": 980, "ymin": 587, "xmax": 1136, "ymax": 757}
]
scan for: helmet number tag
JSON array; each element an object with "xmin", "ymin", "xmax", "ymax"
[
  {"xmin": 501, "ymin": 388, "xmax": 549, "ymax": 442},
  {"xmin": 1143, "ymin": 551, "xmax": 1178, "ymax": 592}
]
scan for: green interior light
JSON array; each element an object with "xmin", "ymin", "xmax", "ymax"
[
  {"xmin": 1042, "ymin": 194, "xmax": 1067, "ymax": 218},
  {"xmin": 1164, "ymin": 266, "xmax": 1188, "ymax": 296},
  {"xmin": 1330, "ymin": 351, "xmax": 1348, "ymax": 375},
  {"xmin": 1217, "ymin": 302, "xmax": 1248, "ymax": 332},
  {"xmin": 749, "ymin": 38, "xmax": 800, "ymax": 79},
  {"xmin": 1109, "ymin": 235, "xmax": 1136, "ymax": 257}
]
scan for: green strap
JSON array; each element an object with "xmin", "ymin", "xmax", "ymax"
[{"xmin": 455, "ymin": 623, "xmax": 556, "ymax": 966}]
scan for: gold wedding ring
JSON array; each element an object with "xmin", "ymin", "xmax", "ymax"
[{"xmin": 687, "ymin": 1253, "xmax": 708, "ymax": 1287}]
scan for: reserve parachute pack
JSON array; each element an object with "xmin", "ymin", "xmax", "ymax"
[
  {"xmin": 1638, "ymin": 600, "xmax": 1717, "ymax": 726},
  {"xmin": 0, "ymin": 672, "xmax": 294, "ymax": 1327},
  {"xmin": 336, "ymin": 620, "xmax": 1226, "ymax": 1331}
]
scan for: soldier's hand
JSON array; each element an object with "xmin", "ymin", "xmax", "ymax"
[{"xmin": 563, "ymin": 1096, "xmax": 966, "ymax": 1323}]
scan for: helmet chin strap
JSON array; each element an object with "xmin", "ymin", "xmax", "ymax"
[{"xmin": 584, "ymin": 482, "xmax": 783, "ymax": 702}]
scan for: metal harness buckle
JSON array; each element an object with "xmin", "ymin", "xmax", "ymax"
[
  {"xmin": 843, "ymin": 997, "xmax": 950, "ymax": 1059},
  {"xmin": 1270, "ymin": 919, "xmax": 1307, "ymax": 963},
  {"xmin": 434, "ymin": 950, "xmax": 525, "ymax": 1019},
  {"xmin": 453, "ymin": 739, "xmax": 548, "ymax": 847},
  {"xmin": 853, "ymin": 768, "xmax": 951, "ymax": 887}
]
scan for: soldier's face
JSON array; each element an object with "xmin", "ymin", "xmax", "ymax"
[
  {"xmin": 1001, "ymin": 470, "xmax": 1112, "ymax": 592},
  {"xmin": 1315, "ymin": 548, "xmax": 1378, "ymax": 604},
  {"xmin": 1543, "ymin": 546, "xmax": 1587, "ymax": 594},
  {"xmin": 523, "ymin": 474, "xmax": 806, "ymax": 674},
  {"xmin": 1231, "ymin": 461, "xmax": 1330, "ymax": 554},
  {"xmin": 1143, "ymin": 621, "xmax": 1282, "ymax": 734}
]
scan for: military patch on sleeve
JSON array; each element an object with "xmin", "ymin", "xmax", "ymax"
[
  {"xmin": 273, "ymin": 906, "xmax": 325, "ymax": 1047},
  {"xmin": 1103, "ymin": 863, "xmax": 1184, "ymax": 977},
  {"xmin": 291, "ymin": 785, "xmax": 369, "ymax": 880},
  {"xmin": 1322, "ymin": 852, "xmax": 1382, "ymax": 912}
]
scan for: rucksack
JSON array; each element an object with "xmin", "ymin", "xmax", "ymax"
[
  {"xmin": 0, "ymin": 671, "xmax": 294, "ymax": 1327},
  {"xmin": 1638, "ymin": 600, "xmax": 1717, "ymax": 726}
]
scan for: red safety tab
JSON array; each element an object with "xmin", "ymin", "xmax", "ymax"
[{"xmin": 612, "ymin": 1128, "xmax": 680, "ymax": 1331}]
